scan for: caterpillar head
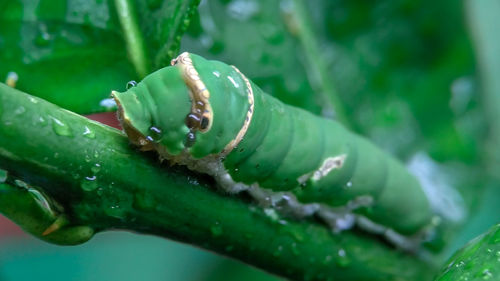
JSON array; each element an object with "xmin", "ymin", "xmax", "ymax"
[{"xmin": 112, "ymin": 52, "xmax": 253, "ymax": 159}]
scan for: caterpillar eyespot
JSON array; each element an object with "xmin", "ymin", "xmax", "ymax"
[{"xmin": 112, "ymin": 52, "xmax": 441, "ymax": 251}]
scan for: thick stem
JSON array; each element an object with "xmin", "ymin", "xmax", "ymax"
[{"xmin": 0, "ymin": 84, "xmax": 435, "ymax": 280}]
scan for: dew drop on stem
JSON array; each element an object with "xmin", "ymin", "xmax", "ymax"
[{"xmin": 126, "ymin": 81, "xmax": 137, "ymax": 90}]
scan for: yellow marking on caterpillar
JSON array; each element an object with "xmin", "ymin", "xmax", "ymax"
[
  {"xmin": 298, "ymin": 155, "xmax": 347, "ymax": 184},
  {"xmin": 171, "ymin": 52, "xmax": 213, "ymax": 133},
  {"xmin": 222, "ymin": 66, "xmax": 255, "ymax": 155},
  {"xmin": 312, "ymin": 155, "xmax": 347, "ymax": 181}
]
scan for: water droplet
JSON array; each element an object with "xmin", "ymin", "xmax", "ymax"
[
  {"xmin": 481, "ymin": 269, "xmax": 492, "ymax": 280},
  {"xmin": 94, "ymin": 150, "xmax": 100, "ymax": 158},
  {"xmin": 53, "ymin": 152, "xmax": 59, "ymax": 158},
  {"xmin": 210, "ymin": 222, "xmax": 223, "ymax": 237},
  {"xmin": 212, "ymin": 71, "xmax": 221, "ymax": 78},
  {"xmin": 83, "ymin": 126, "xmax": 96, "ymax": 139},
  {"xmin": 184, "ymin": 131, "xmax": 196, "ymax": 147},
  {"xmin": 28, "ymin": 97, "xmax": 38, "ymax": 104},
  {"xmin": 50, "ymin": 116, "xmax": 73, "ymax": 137},
  {"xmin": 72, "ymin": 173, "xmax": 81, "ymax": 180},
  {"xmin": 91, "ymin": 163, "xmax": 101, "ymax": 173},
  {"xmin": 336, "ymin": 248, "xmax": 351, "ymax": 267},
  {"xmin": 346, "ymin": 181, "xmax": 353, "ymax": 188},
  {"xmin": 0, "ymin": 169, "xmax": 7, "ymax": 183},
  {"xmin": 81, "ymin": 176, "xmax": 98, "ymax": 191},
  {"xmin": 14, "ymin": 106, "xmax": 25, "ymax": 115},
  {"xmin": 126, "ymin": 80, "xmax": 137, "ymax": 89},
  {"xmin": 148, "ymin": 126, "xmax": 162, "ymax": 142}
]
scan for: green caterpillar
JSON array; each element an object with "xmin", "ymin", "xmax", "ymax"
[{"xmin": 112, "ymin": 52, "xmax": 439, "ymax": 250}]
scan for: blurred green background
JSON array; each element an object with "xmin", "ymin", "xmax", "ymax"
[
  {"xmin": 0, "ymin": 225, "xmax": 282, "ymax": 281},
  {"xmin": 1, "ymin": 0, "xmax": 500, "ymax": 280}
]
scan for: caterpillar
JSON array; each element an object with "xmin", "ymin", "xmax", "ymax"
[{"xmin": 112, "ymin": 52, "xmax": 440, "ymax": 250}]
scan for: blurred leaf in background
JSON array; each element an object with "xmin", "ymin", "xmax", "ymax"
[
  {"xmin": 0, "ymin": 0, "xmax": 133, "ymax": 113},
  {"xmin": 0, "ymin": 0, "xmax": 198, "ymax": 113}
]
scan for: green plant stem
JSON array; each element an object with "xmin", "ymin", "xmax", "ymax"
[
  {"xmin": 284, "ymin": 0, "xmax": 349, "ymax": 126},
  {"xmin": 114, "ymin": 0, "xmax": 150, "ymax": 78},
  {"xmin": 0, "ymin": 83, "xmax": 435, "ymax": 281},
  {"xmin": 466, "ymin": 0, "xmax": 500, "ymax": 177}
]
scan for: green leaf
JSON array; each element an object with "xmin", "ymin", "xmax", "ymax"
[
  {"xmin": 0, "ymin": 0, "xmax": 199, "ymax": 114},
  {"xmin": 133, "ymin": 0, "xmax": 200, "ymax": 69},
  {"xmin": 0, "ymin": 0, "xmax": 134, "ymax": 113},
  {"xmin": 435, "ymin": 223, "xmax": 500, "ymax": 281}
]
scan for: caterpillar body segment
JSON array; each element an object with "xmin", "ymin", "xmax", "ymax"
[{"xmin": 112, "ymin": 52, "xmax": 437, "ymax": 248}]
